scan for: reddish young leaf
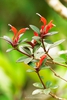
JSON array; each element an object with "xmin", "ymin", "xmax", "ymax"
[{"xmin": 36, "ymin": 54, "xmax": 47, "ymax": 68}]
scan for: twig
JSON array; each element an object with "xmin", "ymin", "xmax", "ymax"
[
  {"xmin": 36, "ymin": 71, "xmax": 66, "ymax": 100},
  {"xmin": 47, "ymin": 60, "xmax": 67, "ymax": 68},
  {"xmin": 41, "ymin": 38, "xmax": 53, "ymax": 60},
  {"xmin": 54, "ymin": 62, "xmax": 67, "ymax": 68},
  {"xmin": 45, "ymin": 0, "xmax": 67, "ymax": 19},
  {"xmin": 15, "ymin": 48, "xmax": 32, "ymax": 57},
  {"xmin": 36, "ymin": 71, "xmax": 46, "ymax": 89},
  {"xmin": 49, "ymin": 67, "xmax": 67, "ymax": 82},
  {"xmin": 49, "ymin": 92, "xmax": 66, "ymax": 100}
]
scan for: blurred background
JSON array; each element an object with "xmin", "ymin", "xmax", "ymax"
[{"xmin": 0, "ymin": 0, "xmax": 67, "ymax": 100}]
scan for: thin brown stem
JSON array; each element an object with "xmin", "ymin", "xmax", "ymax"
[
  {"xmin": 49, "ymin": 92, "xmax": 66, "ymax": 100},
  {"xmin": 41, "ymin": 38, "xmax": 53, "ymax": 60},
  {"xmin": 36, "ymin": 70, "xmax": 65, "ymax": 100},
  {"xmin": 54, "ymin": 62, "xmax": 67, "ymax": 68},
  {"xmin": 47, "ymin": 60, "xmax": 67, "ymax": 68},
  {"xmin": 49, "ymin": 67, "xmax": 67, "ymax": 82},
  {"xmin": 41, "ymin": 38, "xmax": 67, "ymax": 69},
  {"xmin": 36, "ymin": 71, "xmax": 46, "ymax": 89},
  {"xmin": 15, "ymin": 48, "xmax": 32, "ymax": 57}
]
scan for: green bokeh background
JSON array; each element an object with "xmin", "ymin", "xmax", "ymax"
[{"xmin": 0, "ymin": 0, "xmax": 67, "ymax": 100}]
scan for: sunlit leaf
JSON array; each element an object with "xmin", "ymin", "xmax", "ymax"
[
  {"xmin": 0, "ymin": 36, "xmax": 12, "ymax": 44},
  {"xmin": 26, "ymin": 69, "xmax": 35, "ymax": 72},
  {"xmin": 49, "ymin": 31, "xmax": 58, "ymax": 36},
  {"xmin": 30, "ymin": 25, "xmax": 40, "ymax": 34},
  {"xmin": 43, "ymin": 88, "xmax": 51, "ymax": 95},
  {"xmin": 53, "ymin": 56, "xmax": 65, "ymax": 63},
  {"xmin": 33, "ymin": 82, "xmax": 43, "ymax": 88},
  {"xmin": 50, "ymin": 85, "xmax": 58, "ymax": 89},
  {"xmin": 22, "ymin": 46, "xmax": 31, "ymax": 55},
  {"xmin": 33, "ymin": 43, "xmax": 41, "ymax": 53},
  {"xmin": 16, "ymin": 56, "xmax": 27, "ymax": 62},
  {"xmin": 32, "ymin": 36, "xmax": 40, "ymax": 41},
  {"xmin": 32, "ymin": 89, "xmax": 42, "ymax": 95},
  {"xmin": 6, "ymin": 48, "xmax": 14, "ymax": 52},
  {"xmin": 40, "ymin": 66, "xmax": 50, "ymax": 70},
  {"xmin": 24, "ymin": 57, "xmax": 33, "ymax": 64},
  {"xmin": 17, "ymin": 56, "xmax": 33, "ymax": 64},
  {"xmin": 49, "ymin": 39, "xmax": 65, "ymax": 49},
  {"xmin": 32, "ymin": 88, "xmax": 50, "ymax": 95}
]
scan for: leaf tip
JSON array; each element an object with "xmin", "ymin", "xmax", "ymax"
[
  {"xmin": 36, "ymin": 13, "xmax": 41, "ymax": 17},
  {"xmin": 8, "ymin": 24, "xmax": 12, "ymax": 27},
  {"xmin": 25, "ymin": 27, "xmax": 29, "ymax": 30}
]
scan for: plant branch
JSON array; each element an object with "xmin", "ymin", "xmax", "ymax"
[
  {"xmin": 36, "ymin": 71, "xmax": 65, "ymax": 100},
  {"xmin": 47, "ymin": 60, "xmax": 67, "ymax": 68},
  {"xmin": 49, "ymin": 67, "xmax": 67, "ymax": 82},
  {"xmin": 36, "ymin": 71, "xmax": 46, "ymax": 89},
  {"xmin": 49, "ymin": 92, "xmax": 66, "ymax": 100},
  {"xmin": 15, "ymin": 48, "xmax": 32, "ymax": 57},
  {"xmin": 45, "ymin": 0, "xmax": 67, "ymax": 19},
  {"xmin": 54, "ymin": 62, "xmax": 67, "ymax": 68},
  {"xmin": 41, "ymin": 38, "xmax": 53, "ymax": 60}
]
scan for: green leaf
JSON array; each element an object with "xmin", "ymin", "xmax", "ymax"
[
  {"xmin": 22, "ymin": 46, "xmax": 31, "ymax": 55},
  {"xmin": 49, "ymin": 31, "xmax": 58, "ymax": 35},
  {"xmin": 30, "ymin": 25, "xmax": 40, "ymax": 34},
  {"xmin": 6, "ymin": 48, "xmax": 14, "ymax": 52},
  {"xmin": 45, "ymin": 31, "xmax": 58, "ymax": 36},
  {"xmin": 49, "ymin": 39, "xmax": 65, "ymax": 49},
  {"xmin": 26, "ymin": 69, "xmax": 35, "ymax": 72},
  {"xmin": 17, "ymin": 56, "xmax": 33, "ymax": 64},
  {"xmin": 46, "ymin": 81, "xmax": 52, "ymax": 88},
  {"xmin": 32, "ymin": 59, "xmax": 39, "ymax": 63},
  {"xmin": 24, "ymin": 57, "xmax": 33, "ymax": 64},
  {"xmin": 40, "ymin": 66, "xmax": 50, "ymax": 70},
  {"xmin": 32, "ymin": 36, "xmax": 40, "ymax": 41},
  {"xmin": 32, "ymin": 89, "xmax": 43, "ymax": 95},
  {"xmin": 33, "ymin": 43, "xmax": 41, "ymax": 53},
  {"xmin": 28, "ymin": 62, "xmax": 36, "ymax": 68},
  {"xmin": 45, "ymin": 39, "xmax": 53, "ymax": 44},
  {"xmin": 34, "ymin": 52, "xmax": 45, "ymax": 59},
  {"xmin": 50, "ymin": 85, "xmax": 58, "ymax": 89},
  {"xmin": 32, "ymin": 89, "xmax": 51, "ymax": 95},
  {"xmin": 43, "ymin": 89, "xmax": 51, "ymax": 95},
  {"xmin": 16, "ymin": 56, "xmax": 27, "ymax": 62},
  {"xmin": 19, "ymin": 38, "xmax": 28, "ymax": 43},
  {"xmin": 33, "ymin": 82, "xmax": 43, "ymax": 88},
  {"xmin": 0, "ymin": 36, "xmax": 12, "ymax": 43},
  {"xmin": 53, "ymin": 57, "xmax": 65, "ymax": 63}
]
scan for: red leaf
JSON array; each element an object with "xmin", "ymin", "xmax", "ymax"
[
  {"xmin": 45, "ymin": 20, "xmax": 55, "ymax": 33},
  {"xmin": 18, "ymin": 28, "xmax": 27, "ymax": 35},
  {"xmin": 40, "ymin": 54, "xmax": 47, "ymax": 66},
  {"xmin": 8, "ymin": 24, "xmax": 17, "ymax": 35},
  {"xmin": 36, "ymin": 54, "xmax": 47, "ymax": 68},
  {"xmin": 34, "ymin": 32, "xmax": 39, "ymax": 36},
  {"xmin": 40, "ymin": 16, "xmax": 47, "ymax": 26}
]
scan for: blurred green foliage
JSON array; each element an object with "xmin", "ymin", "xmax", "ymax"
[{"xmin": 0, "ymin": 0, "xmax": 67, "ymax": 100}]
